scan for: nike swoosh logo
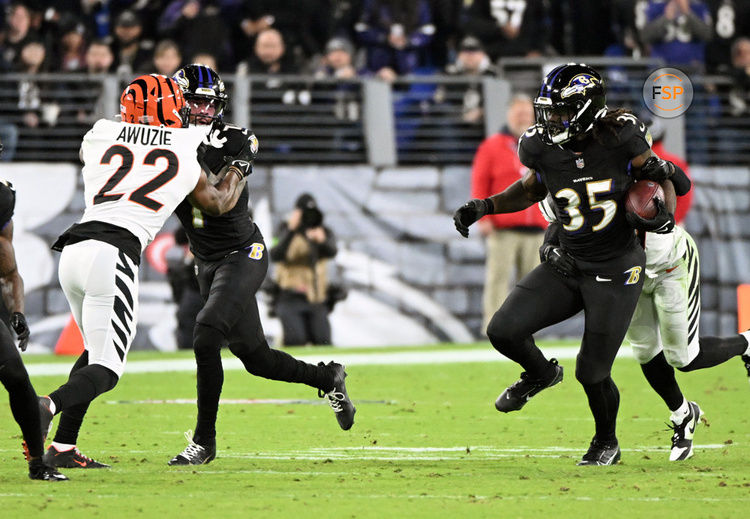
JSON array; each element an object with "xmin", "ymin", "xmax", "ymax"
[
  {"xmin": 73, "ymin": 459, "xmax": 87, "ymax": 467},
  {"xmin": 670, "ymin": 446, "xmax": 689, "ymax": 460},
  {"xmin": 595, "ymin": 276, "xmax": 612, "ymax": 282}
]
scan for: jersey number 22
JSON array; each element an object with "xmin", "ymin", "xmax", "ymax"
[{"xmin": 94, "ymin": 144, "xmax": 178, "ymax": 211}]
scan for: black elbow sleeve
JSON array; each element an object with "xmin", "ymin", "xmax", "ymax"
[{"xmin": 669, "ymin": 163, "xmax": 691, "ymax": 196}]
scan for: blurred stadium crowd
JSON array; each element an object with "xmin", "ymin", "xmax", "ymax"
[
  {"xmin": 0, "ymin": 1, "xmax": 749, "ymax": 166},
  {"xmin": 0, "ymin": 1, "xmax": 747, "ymax": 79}
]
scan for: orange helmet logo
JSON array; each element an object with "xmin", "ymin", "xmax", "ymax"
[{"xmin": 120, "ymin": 74, "xmax": 186, "ymax": 127}]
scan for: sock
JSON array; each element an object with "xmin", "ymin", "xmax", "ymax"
[
  {"xmin": 230, "ymin": 343, "xmax": 333, "ymax": 392},
  {"xmin": 50, "ymin": 441, "xmax": 75, "ymax": 452},
  {"xmin": 48, "ymin": 364, "xmax": 118, "ymax": 412},
  {"xmin": 53, "ymin": 401, "xmax": 90, "ymax": 445},
  {"xmin": 680, "ymin": 335, "xmax": 749, "ymax": 371},
  {"xmin": 488, "ymin": 334, "xmax": 551, "ymax": 378},
  {"xmin": 193, "ymin": 324, "xmax": 225, "ymax": 446},
  {"xmin": 0, "ymin": 357, "xmax": 44, "ymax": 458},
  {"xmin": 47, "ymin": 398, "xmax": 57, "ymax": 415},
  {"xmin": 581, "ymin": 377, "xmax": 620, "ymax": 443},
  {"xmin": 640, "ymin": 352, "xmax": 684, "ymax": 410},
  {"xmin": 741, "ymin": 331, "xmax": 750, "ymax": 355},
  {"xmin": 670, "ymin": 398, "xmax": 690, "ymax": 423}
]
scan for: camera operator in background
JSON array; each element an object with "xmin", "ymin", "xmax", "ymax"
[{"xmin": 271, "ymin": 193, "xmax": 338, "ymax": 346}]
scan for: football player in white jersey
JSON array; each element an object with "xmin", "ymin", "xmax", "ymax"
[
  {"xmin": 37, "ymin": 74, "xmax": 254, "ymax": 469},
  {"xmin": 539, "ymin": 164, "xmax": 750, "ymax": 462}
]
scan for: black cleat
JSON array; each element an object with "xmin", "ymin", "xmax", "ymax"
[
  {"xmin": 168, "ymin": 431, "xmax": 216, "ymax": 466},
  {"xmin": 668, "ymin": 401, "xmax": 704, "ymax": 461},
  {"xmin": 28, "ymin": 459, "xmax": 68, "ymax": 481},
  {"xmin": 43, "ymin": 445, "xmax": 110, "ymax": 469},
  {"xmin": 495, "ymin": 359, "xmax": 563, "ymax": 412},
  {"xmin": 38, "ymin": 396, "xmax": 54, "ymax": 442},
  {"xmin": 742, "ymin": 355, "xmax": 750, "ymax": 382},
  {"xmin": 577, "ymin": 438, "xmax": 621, "ymax": 466},
  {"xmin": 319, "ymin": 361, "xmax": 356, "ymax": 430}
]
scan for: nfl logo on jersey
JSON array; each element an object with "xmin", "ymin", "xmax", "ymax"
[{"xmin": 576, "ymin": 157, "xmax": 585, "ymax": 169}]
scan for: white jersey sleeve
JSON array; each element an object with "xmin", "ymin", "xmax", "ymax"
[{"xmin": 78, "ymin": 119, "xmax": 208, "ymax": 251}]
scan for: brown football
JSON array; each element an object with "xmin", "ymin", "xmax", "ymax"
[{"xmin": 625, "ymin": 180, "xmax": 664, "ymax": 219}]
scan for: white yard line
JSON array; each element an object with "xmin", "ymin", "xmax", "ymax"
[{"xmin": 26, "ymin": 346, "xmax": 627, "ymax": 376}]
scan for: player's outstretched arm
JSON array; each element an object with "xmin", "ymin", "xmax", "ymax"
[
  {"xmin": 486, "ymin": 170, "xmax": 548, "ymax": 213},
  {"xmin": 453, "ymin": 170, "xmax": 547, "ymax": 238},
  {"xmin": 0, "ymin": 220, "xmax": 29, "ymax": 350},
  {"xmin": 188, "ymin": 166, "xmax": 244, "ymax": 216}
]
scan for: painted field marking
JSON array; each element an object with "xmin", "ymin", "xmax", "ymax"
[
  {"xmin": 26, "ymin": 346, "xmax": 625, "ymax": 377},
  {"xmin": 104, "ymin": 398, "xmax": 393, "ymax": 405}
]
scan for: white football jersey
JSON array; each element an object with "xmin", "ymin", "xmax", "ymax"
[{"xmin": 79, "ymin": 119, "xmax": 208, "ymax": 250}]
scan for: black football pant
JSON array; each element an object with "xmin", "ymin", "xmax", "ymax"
[
  {"xmin": 192, "ymin": 239, "xmax": 333, "ymax": 446},
  {"xmin": 276, "ymin": 291, "xmax": 331, "ymax": 346},
  {"xmin": 0, "ymin": 320, "xmax": 44, "ymax": 459},
  {"xmin": 487, "ymin": 242, "xmax": 645, "ymax": 443}
]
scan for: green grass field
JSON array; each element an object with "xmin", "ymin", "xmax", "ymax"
[{"xmin": 1, "ymin": 341, "xmax": 749, "ymax": 518}]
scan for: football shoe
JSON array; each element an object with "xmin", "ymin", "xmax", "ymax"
[
  {"xmin": 28, "ymin": 458, "xmax": 68, "ymax": 481},
  {"xmin": 168, "ymin": 431, "xmax": 216, "ymax": 466},
  {"xmin": 319, "ymin": 361, "xmax": 356, "ymax": 430},
  {"xmin": 668, "ymin": 401, "xmax": 704, "ymax": 462},
  {"xmin": 577, "ymin": 438, "xmax": 621, "ymax": 466},
  {"xmin": 495, "ymin": 359, "xmax": 563, "ymax": 412},
  {"xmin": 43, "ymin": 445, "xmax": 110, "ymax": 469}
]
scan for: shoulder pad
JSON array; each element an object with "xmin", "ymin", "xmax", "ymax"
[
  {"xmin": 0, "ymin": 180, "xmax": 16, "ymax": 228},
  {"xmin": 518, "ymin": 125, "xmax": 544, "ymax": 169},
  {"xmin": 615, "ymin": 113, "xmax": 652, "ymax": 147}
]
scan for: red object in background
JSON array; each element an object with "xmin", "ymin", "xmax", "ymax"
[
  {"xmin": 625, "ymin": 180, "xmax": 665, "ymax": 219},
  {"xmin": 652, "ymin": 141, "xmax": 692, "ymax": 224},
  {"xmin": 739, "ymin": 285, "xmax": 750, "ymax": 333},
  {"xmin": 471, "ymin": 132, "xmax": 547, "ymax": 230},
  {"xmin": 54, "ymin": 315, "xmax": 84, "ymax": 356},
  {"xmin": 145, "ymin": 232, "xmax": 175, "ymax": 275}
]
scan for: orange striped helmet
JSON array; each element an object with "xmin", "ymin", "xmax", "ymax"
[{"xmin": 120, "ymin": 74, "xmax": 186, "ymax": 127}]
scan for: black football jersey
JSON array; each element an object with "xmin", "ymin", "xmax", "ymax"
[
  {"xmin": 0, "ymin": 180, "xmax": 16, "ymax": 229},
  {"xmin": 175, "ymin": 122, "xmax": 257, "ymax": 262},
  {"xmin": 519, "ymin": 114, "xmax": 651, "ymax": 261}
]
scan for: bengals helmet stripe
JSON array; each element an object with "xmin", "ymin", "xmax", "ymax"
[{"xmin": 120, "ymin": 74, "xmax": 185, "ymax": 128}]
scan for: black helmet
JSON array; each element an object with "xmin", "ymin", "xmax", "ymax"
[
  {"xmin": 172, "ymin": 64, "xmax": 228, "ymax": 124},
  {"xmin": 533, "ymin": 63, "xmax": 607, "ymax": 145}
]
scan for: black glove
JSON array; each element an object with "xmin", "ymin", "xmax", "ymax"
[
  {"xmin": 625, "ymin": 197, "xmax": 675, "ymax": 234},
  {"xmin": 639, "ymin": 156, "xmax": 674, "ymax": 183},
  {"xmin": 540, "ymin": 244, "xmax": 579, "ymax": 277},
  {"xmin": 453, "ymin": 198, "xmax": 493, "ymax": 238},
  {"xmin": 224, "ymin": 132, "xmax": 258, "ymax": 178},
  {"xmin": 10, "ymin": 312, "xmax": 29, "ymax": 352}
]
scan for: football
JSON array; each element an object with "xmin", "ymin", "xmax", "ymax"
[{"xmin": 625, "ymin": 180, "xmax": 664, "ymax": 219}]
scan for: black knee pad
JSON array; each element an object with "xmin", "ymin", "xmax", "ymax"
[
  {"xmin": 193, "ymin": 322, "xmax": 226, "ymax": 359},
  {"xmin": 78, "ymin": 364, "xmax": 119, "ymax": 394},
  {"xmin": 575, "ymin": 361, "xmax": 611, "ymax": 386},
  {"xmin": 486, "ymin": 310, "xmax": 524, "ymax": 353},
  {"xmin": 0, "ymin": 356, "xmax": 31, "ymax": 391}
]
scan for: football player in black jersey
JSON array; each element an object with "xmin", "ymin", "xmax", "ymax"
[
  {"xmin": 166, "ymin": 64, "xmax": 355, "ymax": 465},
  {"xmin": 454, "ymin": 63, "xmax": 690, "ymax": 466},
  {"xmin": 0, "ymin": 178, "xmax": 67, "ymax": 480}
]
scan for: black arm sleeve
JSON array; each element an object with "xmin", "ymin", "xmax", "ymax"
[
  {"xmin": 669, "ymin": 162, "xmax": 692, "ymax": 196},
  {"xmin": 543, "ymin": 222, "xmax": 561, "ymax": 248}
]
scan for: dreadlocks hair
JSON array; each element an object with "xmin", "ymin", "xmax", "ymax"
[{"xmin": 592, "ymin": 108, "xmax": 634, "ymax": 144}]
